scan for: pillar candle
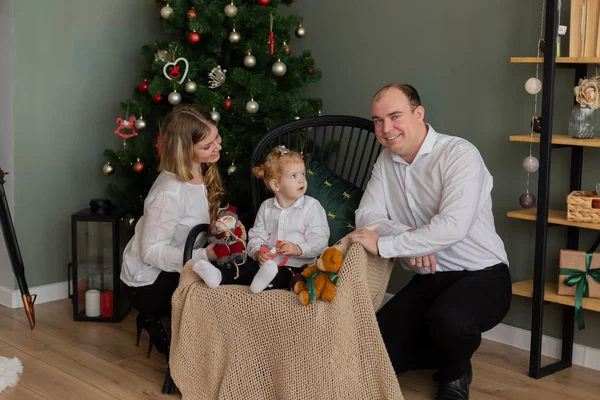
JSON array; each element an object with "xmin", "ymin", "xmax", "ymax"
[
  {"xmin": 85, "ymin": 289, "xmax": 101, "ymax": 317},
  {"xmin": 101, "ymin": 290, "xmax": 114, "ymax": 318}
]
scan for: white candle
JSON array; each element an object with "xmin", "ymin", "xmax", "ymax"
[{"xmin": 85, "ymin": 289, "xmax": 101, "ymax": 317}]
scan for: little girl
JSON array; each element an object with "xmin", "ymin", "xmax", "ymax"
[{"xmin": 246, "ymin": 146, "xmax": 330, "ymax": 293}]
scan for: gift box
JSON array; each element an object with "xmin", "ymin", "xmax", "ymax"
[{"xmin": 558, "ymin": 249, "xmax": 600, "ymax": 330}]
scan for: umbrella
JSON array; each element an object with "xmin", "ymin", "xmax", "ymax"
[{"xmin": 0, "ymin": 168, "xmax": 36, "ymax": 329}]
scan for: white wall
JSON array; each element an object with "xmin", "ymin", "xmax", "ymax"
[{"xmin": 0, "ymin": 0, "xmax": 16, "ymax": 291}]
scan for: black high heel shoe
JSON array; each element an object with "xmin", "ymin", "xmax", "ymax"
[
  {"xmin": 136, "ymin": 312, "xmax": 155, "ymax": 358},
  {"xmin": 135, "ymin": 312, "xmax": 169, "ymax": 357}
]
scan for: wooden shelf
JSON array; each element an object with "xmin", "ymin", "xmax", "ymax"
[
  {"xmin": 507, "ymin": 208, "xmax": 600, "ymax": 230},
  {"xmin": 509, "ymin": 134, "xmax": 600, "ymax": 148},
  {"xmin": 512, "ymin": 280, "xmax": 600, "ymax": 312},
  {"xmin": 510, "ymin": 57, "xmax": 600, "ymax": 64}
]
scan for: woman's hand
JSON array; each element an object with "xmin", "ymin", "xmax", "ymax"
[
  {"xmin": 277, "ymin": 240, "xmax": 302, "ymax": 256},
  {"xmin": 206, "ymin": 243, "xmax": 218, "ymax": 261},
  {"xmin": 254, "ymin": 250, "xmax": 271, "ymax": 266}
]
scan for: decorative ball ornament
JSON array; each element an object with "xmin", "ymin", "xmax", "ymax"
[
  {"xmin": 224, "ymin": 3, "xmax": 238, "ymax": 18},
  {"xmin": 295, "ymin": 25, "xmax": 306, "ymax": 38},
  {"xmin": 227, "ymin": 162, "xmax": 237, "ymax": 175},
  {"xmin": 525, "ymin": 77, "xmax": 542, "ymax": 95},
  {"xmin": 272, "ymin": 60, "xmax": 287, "ymax": 77},
  {"xmin": 102, "ymin": 162, "xmax": 115, "ymax": 176},
  {"xmin": 519, "ymin": 192, "xmax": 536, "ymax": 209},
  {"xmin": 184, "ymin": 80, "xmax": 197, "ymax": 93},
  {"xmin": 160, "ymin": 4, "xmax": 173, "ymax": 19},
  {"xmin": 210, "ymin": 108, "xmax": 221, "ymax": 123},
  {"xmin": 308, "ymin": 67, "xmax": 315, "ymax": 75},
  {"xmin": 283, "ymin": 41, "xmax": 292, "ymax": 55},
  {"xmin": 188, "ymin": 31, "xmax": 201, "ymax": 44},
  {"xmin": 224, "ymin": 96, "xmax": 232, "ymax": 110},
  {"xmin": 139, "ymin": 80, "xmax": 149, "ymax": 93},
  {"xmin": 168, "ymin": 91, "xmax": 182, "ymax": 105},
  {"xmin": 246, "ymin": 98, "xmax": 259, "ymax": 114},
  {"xmin": 229, "ymin": 29, "xmax": 241, "ymax": 44},
  {"xmin": 133, "ymin": 158, "xmax": 145, "ymax": 173},
  {"xmin": 294, "ymin": 116, "xmax": 301, "ymax": 120},
  {"xmin": 127, "ymin": 216, "xmax": 136, "ymax": 228},
  {"xmin": 153, "ymin": 94, "xmax": 163, "ymax": 104},
  {"xmin": 257, "ymin": 0, "xmax": 271, "ymax": 5},
  {"xmin": 244, "ymin": 53, "xmax": 257, "ymax": 68},
  {"xmin": 523, "ymin": 156, "xmax": 540, "ymax": 173},
  {"xmin": 134, "ymin": 117, "xmax": 147, "ymax": 131},
  {"xmin": 187, "ymin": 8, "xmax": 197, "ymax": 19}
]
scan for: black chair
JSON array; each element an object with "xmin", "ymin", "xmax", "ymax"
[{"xmin": 250, "ymin": 115, "xmax": 379, "ymax": 219}]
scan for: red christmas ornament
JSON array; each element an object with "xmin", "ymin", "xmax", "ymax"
[
  {"xmin": 308, "ymin": 67, "xmax": 315, "ymax": 75},
  {"xmin": 153, "ymin": 94, "xmax": 163, "ymax": 104},
  {"xmin": 139, "ymin": 80, "xmax": 149, "ymax": 93},
  {"xmin": 257, "ymin": 0, "xmax": 271, "ymax": 5},
  {"xmin": 133, "ymin": 159, "xmax": 145, "ymax": 173},
  {"xmin": 188, "ymin": 31, "xmax": 201, "ymax": 44},
  {"xmin": 224, "ymin": 96, "xmax": 232, "ymax": 110},
  {"xmin": 283, "ymin": 42, "xmax": 292, "ymax": 55},
  {"xmin": 187, "ymin": 8, "xmax": 196, "ymax": 18}
]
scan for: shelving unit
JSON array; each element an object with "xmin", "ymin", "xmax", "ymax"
[{"xmin": 507, "ymin": 0, "xmax": 599, "ymax": 379}]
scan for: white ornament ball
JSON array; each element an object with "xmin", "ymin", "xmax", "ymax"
[
  {"xmin": 102, "ymin": 162, "xmax": 115, "ymax": 176},
  {"xmin": 168, "ymin": 91, "xmax": 181, "ymax": 105},
  {"xmin": 523, "ymin": 156, "xmax": 539, "ymax": 173},
  {"xmin": 227, "ymin": 164, "xmax": 237, "ymax": 175},
  {"xmin": 210, "ymin": 110, "xmax": 221, "ymax": 123},
  {"xmin": 134, "ymin": 118, "xmax": 146, "ymax": 131},
  {"xmin": 160, "ymin": 5, "xmax": 173, "ymax": 19},
  {"xmin": 244, "ymin": 54, "xmax": 257, "ymax": 68},
  {"xmin": 272, "ymin": 61, "xmax": 287, "ymax": 77},
  {"xmin": 295, "ymin": 25, "xmax": 306, "ymax": 38},
  {"xmin": 184, "ymin": 80, "xmax": 197, "ymax": 93},
  {"xmin": 246, "ymin": 99, "xmax": 259, "ymax": 114},
  {"xmin": 224, "ymin": 4, "xmax": 238, "ymax": 18},
  {"xmin": 229, "ymin": 31, "xmax": 241, "ymax": 44},
  {"xmin": 525, "ymin": 77, "xmax": 542, "ymax": 95}
]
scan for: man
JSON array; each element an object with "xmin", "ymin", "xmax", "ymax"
[{"xmin": 349, "ymin": 83, "xmax": 511, "ymax": 400}]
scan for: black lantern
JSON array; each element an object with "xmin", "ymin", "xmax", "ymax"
[{"xmin": 71, "ymin": 199, "xmax": 130, "ymax": 321}]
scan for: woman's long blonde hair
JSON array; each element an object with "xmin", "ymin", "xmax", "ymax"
[{"xmin": 159, "ymin": 104, "xmax": 225, "ymax": 220}]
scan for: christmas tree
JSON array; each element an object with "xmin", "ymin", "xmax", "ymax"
[{"xmin": 103, "ymin": 0, "xmax": 322, "ymax": 223}]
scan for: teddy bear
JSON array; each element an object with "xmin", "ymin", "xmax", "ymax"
[{"xmin": 207, "ymin": 206, "xmax": 247, "ymax": 266}]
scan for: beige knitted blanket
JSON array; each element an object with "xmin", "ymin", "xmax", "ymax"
[{"xmin": 170, "ymin": 243, "xmax": 403, "ymax": 400}]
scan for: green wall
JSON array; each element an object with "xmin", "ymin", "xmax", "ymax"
[
  {"xmin": 11, "ymin": 0, "xmax": 165, "ymax": 288},
  {"xmin": 287, "ymin": 0, "xmax": 600, "ymax": 348}
]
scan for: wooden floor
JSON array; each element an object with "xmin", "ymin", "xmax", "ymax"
[{"xmin": 0, "ymin": 300, "xmax": 599, "ymax": 399}]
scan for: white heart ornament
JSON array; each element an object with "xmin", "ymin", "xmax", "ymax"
[{"xmin": 163, "ymin": 57, "xmax": 189, "ymax": 84}]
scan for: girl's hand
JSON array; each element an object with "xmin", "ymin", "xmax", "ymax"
[
  {"xmin": 254, "ymin": 250, "xmax": 271, "ymax": 266},
  {"xmin": 206, "ymin": 243, "xmax": 218, "ymax": 261},
  {"xmin": 277, "ymin": 241, "xmax": 302, "ymax": 256}
]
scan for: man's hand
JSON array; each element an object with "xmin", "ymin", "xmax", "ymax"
[
  {"xmin": 206, "ymin": 243, "xmax": 218, "ymax": 261},
  {"xmin": 254, "ymin": 250, "xmax": 271, "ymax": 266},
  {"xmin": 277, "ymin": 240, "xmax": 302, "ymax": 256},
  {"xmin": 348, "ymin": 228, "xmax": 380, "ymax": 256},
  {"xmin": 408, "ymin": 254, "xmax": 437, "ymax": 274}
]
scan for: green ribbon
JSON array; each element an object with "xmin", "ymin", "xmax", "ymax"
[
  {"xmin": 559, "ymin": 253, "xmax": 600, "ymax": 330},
  {"xmin": 305, "ymin": 271, "xmax": 340, "ymax": 304}
]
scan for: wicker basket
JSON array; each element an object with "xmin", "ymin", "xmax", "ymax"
[{"xmin": 567, "ymin": 190, "xmax": 600, "ymax": 223}]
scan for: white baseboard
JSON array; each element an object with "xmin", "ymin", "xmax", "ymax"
[
  {"xmin": 0, "ymin": 281, "xmax": 69, "ymax": 309},
  {"xmin": 382, "ymin": 292, "xmax": 600, "ymax": 372}
]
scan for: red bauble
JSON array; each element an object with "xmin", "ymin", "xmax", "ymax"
[
  {"xmin": 133, "ymin": 160, "xmax": 145, "ymax": 173},
  {"xmin": 139, "ymin": 80, "xmax": 149, "ymax": 93},
  {"xmin": 188, "ymin": 32, "xmax": 201, "ymax": 44},
  {"xmin": 283, "ymin": 44, "xmax": 292, "ymax": 55},
  {"xmin": 187, "ymin": 9, "xmax": 196, "ymax": 18},
  {"xmin": 257, "ymin": 0, "xmax": 271, "ymax": 5},
  {"xmin": 308, "ymin": 67, "xmax": 315, "ymax": 75},
  {"xmin": 224, "ymin": 96, "xmax": 232, "ymax": 110},
  {"xmin": 153, "ymin": 94, "xmax": 163, "ymax": 104}
]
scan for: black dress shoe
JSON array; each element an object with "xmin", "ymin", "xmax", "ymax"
[{"xmin": 436, "ymin": 366, "xmax": 472, "ymax": 400}]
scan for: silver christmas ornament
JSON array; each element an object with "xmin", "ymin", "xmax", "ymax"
[
  {"xmin": 184, "ymin": 80, "xmax": 197, "ymax": 93},
  {"xmin": 525, "ymin": 77, "xmax": 542, "ymax": 95},
  {"xmin": 224, "ymin": 3, "xmax": 237, "ymax": 18},
  {"xmin": 208, "ymin": 66, "xmax": 227, "ymax": 89},
  {"xmin": 227, "ymin": 163, "xmax": 237, "ymax": 175},
  {"xmin": 127, "ymin": 216, "xmax": 136, "ymax": 228},
  {"xmin": 272, "ymin": 60, "xmax": 287, "ymax": 77},
  {"xmin": 294, "ymin": 116, "xmax": 301, "ymax": 120},
  {"xmin": 519, "ymin": 192, "xmax": 536, "ymax": 209},
  {"xmin": 210, "ymin": 109, "xmax": 221, "ymax": 123},
  {"xmin": 246, "ymin": 99, "xmax": 259, "ymax": 114},
  {"xmin": 295, "ymin": 25, "xmax": 306, "ymax": 38},
  {"xmin": 244, "ymin": 54, "xmax": 257, "ymax": 68},
  {"xmin": 102, "ymin": 162, "xmax": 115, "ymax": 176},
  {"xmin": 523, "ymin": 156, "xmax": 539, "ymax": 173},
  {"xmin": 168, "ymin": 91, "xmax": 182, "ymax": 105},
  {"xmin": 155, "ymin": 49, "xmax": 169, "ymax": 62},
  {"xmin": 229, "ymin": 30, "xmax": 241, "ymax": 44},
  {"xmin": 160, "ymin": 5, "xmax": 173, "ymax": 19},
  {"xmin": 134, "ymin": 117, "xmax": 147, "ymax": 131}
]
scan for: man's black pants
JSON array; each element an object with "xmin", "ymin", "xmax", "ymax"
[{"xmin": 376, "ymin": 263, "xmax": 512, "ymax": 382}]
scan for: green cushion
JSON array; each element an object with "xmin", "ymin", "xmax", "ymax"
[{"xmin": 304, "ymin": 154, "xmax": 364, "ymax": 246}]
